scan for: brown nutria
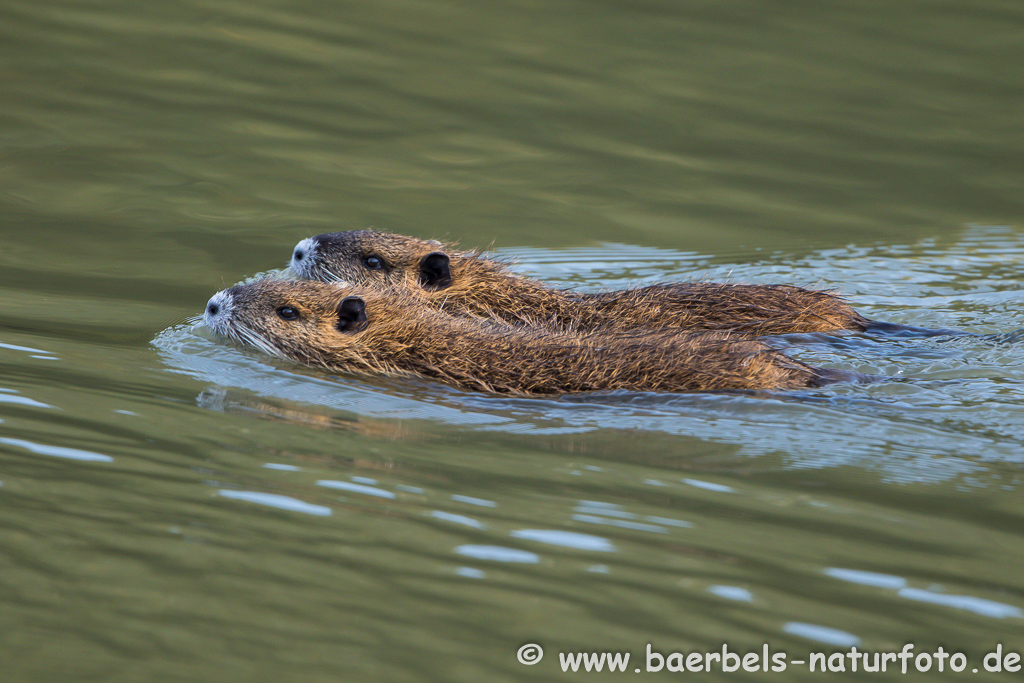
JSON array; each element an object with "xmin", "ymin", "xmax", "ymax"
[
  {"xmin": 289, "ymin": 230, "xmax": 870, "ymax": 336},
  {"xmin": 203, "ymin": 278, "xmax": 853, "ymax": 395}
]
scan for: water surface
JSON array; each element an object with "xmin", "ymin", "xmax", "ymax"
[{"xmin": 2, "ymin": 0, "xmax": 1023, "ymax": 681}]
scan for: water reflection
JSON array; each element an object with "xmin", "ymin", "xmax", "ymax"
[
  {"xmin": 0, "ymin": 390, "xmax": 53, "ymax": 410},
  {"xmin": 783, "ymin": 623, "xmax": 861, "ymax": 648},
  {"xmin": 317, "ymin": 479, "xmax": 397, "ymax": 499},
  {"xmin": 218, "ymin": 489, "xmax": 332, "ymax": 516},
  {"xmin": 430, "ymin": 511, "xmax": 485, "ymax": 529},
  {"xmin": 455, "ymin": 545, "xmax": 540, "ymax": 563},
  {"xmin": 508, "ymin": 529, "xmax": 615, "ymax": 553},
  {"xmin": 708, "ymin": 585, "xmax": 754, "ymax": 602},
  {"xmin": 825, "ymin": 567, "xmax": 1023, "ymax": 620},
  {"xmin": 0, "ymin": 436, "xmax": 114, "ymax": 462},
  {"xmin": 897, "ymin": 588, "xmax": 1023, "ymax": 620}
]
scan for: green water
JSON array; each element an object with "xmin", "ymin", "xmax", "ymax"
[{"xmin": 2, "ymin": 0, "xmax": 1023, "ymax": 681}]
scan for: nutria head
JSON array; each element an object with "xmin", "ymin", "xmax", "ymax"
[
  {"xmin": 201, "ymin": 276, "xmax": 578, "ymax": 391},
  {"xmin": 290, "ymin": 230, "xmax": 454, "ymax": 291},
  {"xmin": 203, "ymin": 278, "xmax": 380, "ymax": 367},
  {"xmin": 290, "ymin": 229, "xmax": 568, "ymax": 328}
]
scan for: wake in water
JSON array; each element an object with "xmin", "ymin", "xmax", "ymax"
[{"xmin": 156, "ymin": 226, "xmax": 1024, "ymax": 483}]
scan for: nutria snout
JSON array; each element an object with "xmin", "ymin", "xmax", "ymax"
[{"xmin": 204, "ymin": 278, "xmax": 845, "ymax": 395}]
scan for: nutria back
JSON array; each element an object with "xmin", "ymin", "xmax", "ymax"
[
  {"xmin": 204, "ymin": 278, "xmax": 842, "ymax": 395},
  {"xmin": 290, "ymin": 230, "xmax": 868, "ymax": 335}
]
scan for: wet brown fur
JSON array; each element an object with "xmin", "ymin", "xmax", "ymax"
[
  {"xmin": 205, "ymin": 278, "xmax": 844, "ymax": 395},
  {"xmin": 291, "ymin": 230, "xmax": 869, "ymax": 335}
]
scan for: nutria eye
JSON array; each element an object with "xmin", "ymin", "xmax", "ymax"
[
  {"xmin": 363, "ymin": 255, "xmax": 384, "ymax": 270},
  {"xmin": 276, "ymin": 306, "xmax": 300, "ymax": 321}
]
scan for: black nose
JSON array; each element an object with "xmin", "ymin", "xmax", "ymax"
[{"xmin": 207, "ymin": 303, "xmax": 220, "ymax": 316}]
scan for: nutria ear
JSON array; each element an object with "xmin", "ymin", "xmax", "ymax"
[
  {"xmin": 336, "ymin": 296, "xmax": 368, "ymax": 333},
  {"xmin": 419, "ymin": 252, "xmax": 452, "ymax": 290}
]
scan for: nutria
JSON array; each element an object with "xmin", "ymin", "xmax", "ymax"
[
  {"xmin": 203, "ymin": 278, "xmax": 853, "ymax": 395},
  {"xmin": 289, "ymin": 230, "xmax": 870, "ymax": 336}
]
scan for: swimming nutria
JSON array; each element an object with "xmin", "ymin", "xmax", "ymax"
[
  {"xmin": 289, "ymin": 230, "xmax": 869, "ymax": 335},
  {"xmin": 203, "ymin": 278, "xmax": 852, "ymax": 395}
]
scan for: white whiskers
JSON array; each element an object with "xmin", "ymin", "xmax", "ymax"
[
  {"xmin": 322, "ymin": 267, "xmax": 350, "ymax": 286},
  {"xmin": 231, "ymin": 322, "xmax": 286, "ymax": 359}
]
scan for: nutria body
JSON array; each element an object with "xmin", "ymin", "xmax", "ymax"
[
  {"xmin": 290, "ymin": 230, "xmax": 869, "ymax": 335},
  {"xmin": 203, "ymin": 278, "xmax": 849, "ymax": 395}
]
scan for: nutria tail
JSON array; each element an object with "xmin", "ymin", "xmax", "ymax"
[
  {"xmin": 808, "ymin": 367, "xmax": 884, "ymax": 387},
  {"xmin": 862, "ymin": 321, "xmax": 967, "ymax": 338}
]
